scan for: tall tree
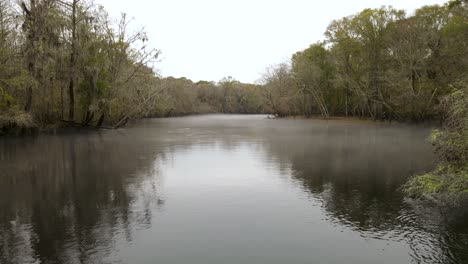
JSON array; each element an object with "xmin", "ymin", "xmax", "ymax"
[
  {"xmin": 67, "ymin": 0, "xmax": 79, "ymax": 120},
  {"xmin": 292, "ymin": 43, "xmax": 334, "ymax": 117}
]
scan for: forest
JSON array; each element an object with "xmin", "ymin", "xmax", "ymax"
[
  {"xmin": 1, "ymin": 1, "xmax": 468, "ymax": 258},
  {"xmin": 0, "ymin": 0, "xmax": 467, "ymax": 133}
]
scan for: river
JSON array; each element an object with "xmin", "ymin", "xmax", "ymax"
[{"xmin": 1, "ymin": 115, "xmax": 467, "ymax": 264}]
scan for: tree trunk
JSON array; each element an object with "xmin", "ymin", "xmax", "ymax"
[
  {"xmin": 68, "ymin": 0, "xmax": 78, "ymax": 121},
  {"xmin": 21, "ymin": 1, "xmax": 36, "ymax": 112},
  {"xmin": 95, "ymin": 113, "xmax": 105, "ymax": 128},
  {"xmin": 24, "ymin": 61, "xmax": 34, "ymax": 112},
  {"xmin": 345, "ymin": 82, "xmax": 349, "ymax": 117}
]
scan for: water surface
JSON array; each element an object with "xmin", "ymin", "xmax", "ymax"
[{"xmin": 1, "ymin": 115, "xmax": 467, "ymax": 264}]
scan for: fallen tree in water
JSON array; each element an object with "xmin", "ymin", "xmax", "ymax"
[{"xmin": 405, "ymin": 80, "xmax": 468, "ymax": 202}]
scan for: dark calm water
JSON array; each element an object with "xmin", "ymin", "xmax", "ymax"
[{"xmin": 1, "ymin": 115, "xmax": 467, "ymax": 264}]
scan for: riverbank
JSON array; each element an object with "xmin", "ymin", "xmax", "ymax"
[
  {"xmin": 2, "ymin": 112, "xmax": 441, "ymax": 136},
  {"xmin": 405, "ymin": 165, "xmax": 468, "ymax": 204},
  {"xmin": 404, "ymin": 86, "xmax": 468, "ymax": 204},
  {"xmin": 276, "ymin": 115, "xmax": 442, "ymax": 127},
  {"xmin": 0, "ymin": 117, "xmax": 108, "ymax": 136},
  {"xmin": 0, "ymin": 111, "xmax": 37, "ymax": 136}
]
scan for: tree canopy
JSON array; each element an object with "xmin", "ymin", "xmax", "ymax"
[{"xmin": 0, "ymin": 0, "xmax": 467, "ymax": 134}]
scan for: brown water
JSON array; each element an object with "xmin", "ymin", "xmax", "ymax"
[{"xmin": 1, "ymin": 115, "xmax": 467, "ymax": 264}]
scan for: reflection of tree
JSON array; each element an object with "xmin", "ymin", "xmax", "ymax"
[
  {"xmin": 262, "ymin": 124, "xmax": 428, "ymax": 218},
  {"xmin": 0, "ymin": 131, "xmax": 165, "ymax": 264},
  {"xmin": 402, "ymin": 202, "xmax": 468, "ymax": 264},
  {"xmin": 151, "ymin": 118, "xmax": 468, "ymax": 264},
  {"xmin": 260, "ymin": 122, "xmax": 468, "ymax": 264},
  {"xmin": 1, "ymin": 119, "xmax": 467, "ymax": 264}
]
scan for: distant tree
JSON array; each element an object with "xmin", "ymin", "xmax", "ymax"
[{"xmin": 261, "ymin": 63, "xmax": 296, "ymax": 117}]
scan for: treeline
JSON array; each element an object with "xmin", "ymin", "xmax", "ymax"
[
  {"xmin": 263, "ymin": 0, "xmax": 468, "ymax": 120},
  {"xmin": 0, "ymin": 0, "xmax": 269, "ymax": 133},
  {"xmin": 151, "ymin": 77, "xmax": 266, "ymax": 117},
  {"xmin": 1, "ymin": 0, "xmax": 467, "ymax": 134}
]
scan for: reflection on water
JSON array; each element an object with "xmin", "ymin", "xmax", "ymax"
[{"xmin": 0, "ymin": 115, "xmax": 467, "ymax": 264}]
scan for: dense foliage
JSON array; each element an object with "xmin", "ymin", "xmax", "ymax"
[
  {"xmin": 0, "ymin": 0, "xmax": 269, "ymax": 133},
  {"xmin": 406, "ymin": 80, "xmax": 468, "ymax": 200},
  {"xmin": 0, "ymin": 0, "xmax": 165, "ymax": 131},
  {"xmin": 151, "ymin": 77, "xmax": 266, "ymax": 117},
  {"xmin": 263, "ymin": 1, "xmax": 468, "ymax": 120},
  {"xmin": 0, "ymin": 0, "xmax": 467, "ymax": 134}
]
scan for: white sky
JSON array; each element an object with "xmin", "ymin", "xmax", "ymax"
[{"xmin": 98, "ymin": 0, "xmax": 447, "ymax": 83}]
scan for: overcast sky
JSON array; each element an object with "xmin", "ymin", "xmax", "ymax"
[{"xmin": 98, "ymin": 0, "xmax": 447, "ymax": 83}]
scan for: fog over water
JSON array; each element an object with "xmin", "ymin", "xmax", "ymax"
[{"xmin": 1, "ymin": 115, "xmax": 467, "ymax": 264}]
